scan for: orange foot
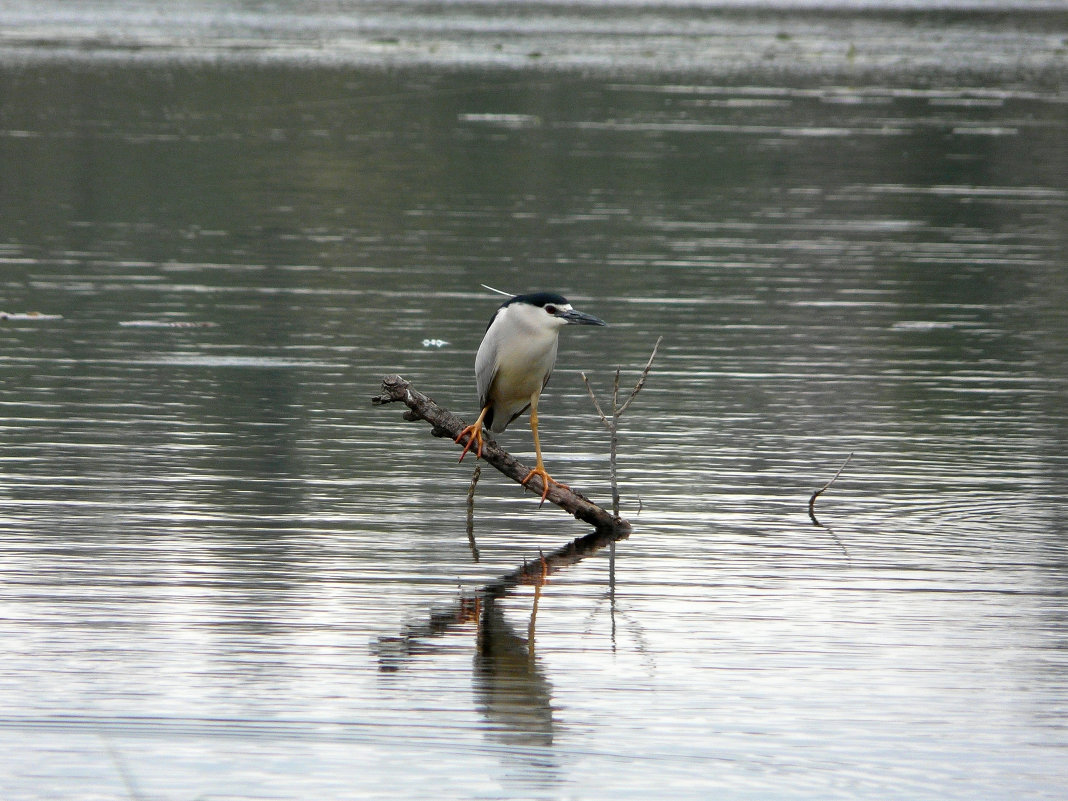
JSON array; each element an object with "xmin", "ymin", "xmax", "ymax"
[
  {"xmin": 521, "ymin": 465, "xmax": 569, "ymax": 506},
  {"xmin": 455, "ymin": 422, "xmax": 485, "ymax": 462}
]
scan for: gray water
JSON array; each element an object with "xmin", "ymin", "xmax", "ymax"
[{"xmin": 2, "ymin": 3, "xmax": 1067, "ymax": 800}]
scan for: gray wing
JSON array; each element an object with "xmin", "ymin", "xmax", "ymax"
[{"xmin": 474, "ymin": 316, "xmax": 500, "ymax": 411}]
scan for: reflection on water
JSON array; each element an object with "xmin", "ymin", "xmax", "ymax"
[
  {"xmin": 377, "ymin": 527, "xmax": 630, "ymax": 788},
  {"xmin": 474, "ymin": 595, "xmax": 560, "ymax": 793},
  {"xmin": 2, "ymin": 4, "xmax": 1068, "ymax": 799}
]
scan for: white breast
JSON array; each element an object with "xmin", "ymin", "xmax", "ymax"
[{"xmin": 479, "ymin": 302, "xmax": 563, "ymax": 432}]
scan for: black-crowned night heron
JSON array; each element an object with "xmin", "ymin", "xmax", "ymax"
[{"xmin": 456, "ymin": 292, "xmax": 607, "ymax": 501}]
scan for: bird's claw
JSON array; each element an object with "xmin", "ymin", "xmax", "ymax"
[
  {"xmin": 456, "ymin": 423, "xmax": 484, "ymax": 462},
  {"xmin": 522, "ymin": 466, "xmax": 569, "ymax": 506}
]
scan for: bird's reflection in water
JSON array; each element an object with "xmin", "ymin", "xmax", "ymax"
[
  {"xmin": 376, "ymin": 525, "xmax": 628, "ymax": 781},
  {"xmin": 377, "ymin": 525, "xmax": 626, "ymax": 667},
  {"xmin": 475, "ymin": 592, "xmax": 554, "ymax": 749}
]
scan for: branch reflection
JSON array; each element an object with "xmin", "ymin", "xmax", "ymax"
[
  {"xmin": 377, "ymin": 526, "xmax": 628, "ymax": 666},
  {"xmin": 375, "ymin": 525, "xmax": 629, "ymax": 765}
]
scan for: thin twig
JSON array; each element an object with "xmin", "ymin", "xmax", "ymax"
[
  {"xmin": 616, "ymin": 336, "xmax": 663, "ymax": 417},
  {"xmin": 808, "ymin": 452, "xmax": 854, "ymax": 560},
  {"xmin": 581, "ymin": 337, "xmax": 663, "ymax": 519},
  {"xmin": 466, "ymin": 465, "xmax": 481, "ymax": 562},
  {"xmin": 808, "ymin": 451, "xmax": 854, "ymax": 520},
  {"xmin": 609, "ymin": 369, "xmax": 621, "ymax": 515},
  {"xmin": 581, "ymin": 372, "xmax": 611, "ymax": 428}
]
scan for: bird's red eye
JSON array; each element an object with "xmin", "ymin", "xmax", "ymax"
[{"xmin": 545, "ymin": 305, "xmax": 557, "ymax": 315}]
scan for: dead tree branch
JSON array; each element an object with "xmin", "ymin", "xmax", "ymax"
[
  {"xmin": 808, "ymin": 451, "xmax": 853, "ymax": 523},
  {"xmin": 808, "ymin": 452, "xmax": 853, "ymax": 559},
  {"xmin": 372, "ymin": 374, "xmax": 629, "ymax": 533},
  {"xmin": 466, "ymin": 465, "xmax": 481, "ymax": 562},
  {"xmin": 581, "ymin": 336, "xmax": 663, "ymax": 516},
  {"xmin": 616, "ymin": 338, "xmax": 662, "ymax": 417}
]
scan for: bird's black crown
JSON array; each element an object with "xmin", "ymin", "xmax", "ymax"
[{"xmin": 502, "ymin": 292, "xmax": 569, "ymax": 309}]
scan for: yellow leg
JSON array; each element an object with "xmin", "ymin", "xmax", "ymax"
[
  {"xmin": 521, "ymin": 393, "xmax": 569, "ymax": 504},
  {"xmin": 456, "ymin": 405, "xmax": 490, "ymax": 462}
]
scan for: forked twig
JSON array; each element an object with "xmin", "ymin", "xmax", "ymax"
[
  {"xmin": 616, "ymin": 338, "xmax": 662, "ymax": 417},
  {"xmin": 583, "ymin": 381, "xmax": 610, "ymax": 428},
  {"xmin": 581, "ymin": 336, "xmax": 663, "ymax": 517}
]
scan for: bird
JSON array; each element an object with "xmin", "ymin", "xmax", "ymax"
[{"xmin": 455, "ymin": 291, "xmax": 607, "ymax": 502}]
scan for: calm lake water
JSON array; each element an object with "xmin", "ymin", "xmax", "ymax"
[{"xmin": 2, "ymin": 2, "xmax": 1067, "ymax": 799}]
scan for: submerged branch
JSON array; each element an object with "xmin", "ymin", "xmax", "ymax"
[
  {"xmin": 808, "ymin": 451, "xmax": 854, "ymax": 522},
  {"xmin": 808, "ymin": 451, "xmax": 853, "ymax": 559},
  {"xmin": 372, "ymin": 374, "xmax": 628, "ymax": 532},
  {"xmin": 466, "ymin": 465, "xmax": 481, "ymax": 562}
]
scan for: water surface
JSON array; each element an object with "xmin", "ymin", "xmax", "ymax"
[{"xmin": 1, "ymin": 4, "xmax": 1067, "ymax": 800}]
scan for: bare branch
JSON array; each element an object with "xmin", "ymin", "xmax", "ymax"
[
  {"xmin": 808, "ymin": 450, "xmax": 854, "ymax": 520},
  {"xmin": 580, "ymin": 371, "xmax": 611, "ymax": 429},
  {"xmin": 808, "ymin": 452, "xmax": 853, "ymax": 559},
  {"xmin": 466, "ymin": 465, "xmax": 481, "ymax": 562},
  {"xmin": 616, "ymin": 336, "xmax": 663, "ymax": 417},
  {"xmin": 373, "ymin": 375, "xmax": 628, "ymax": 532},
  {"xmin": 578, "ymin": 337, "xmax": 664, "ymax": 519}
]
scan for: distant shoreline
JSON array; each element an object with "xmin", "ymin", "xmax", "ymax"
[{"xmin": 1, "ymin": 3, "xmax": 1065, "ymax": 80}]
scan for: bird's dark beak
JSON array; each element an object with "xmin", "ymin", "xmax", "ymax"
[{"xmin": 559, "ymin": 309, "xmax": 607, "ymax": 326}]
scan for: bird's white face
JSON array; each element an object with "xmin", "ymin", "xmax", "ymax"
[
  {"xmin": 541, "ymin": 302, "xmax": 574, "ymax": 328},
  {"xmin": 505, "ymin": 300, "xmax": 573, "ymax": 335}
]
